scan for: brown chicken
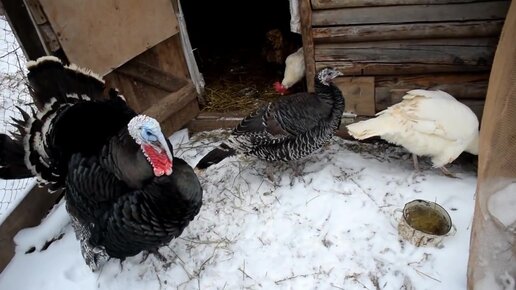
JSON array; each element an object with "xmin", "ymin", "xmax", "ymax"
[{"xmin": 261, "ymin": 29, "xmax": 301, "ymax": 65}]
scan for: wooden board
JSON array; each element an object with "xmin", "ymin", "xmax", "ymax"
[
  {"xmin": 116, "ymin": 61, "xmax": 188, "ymax": 93},
  {"xmin": 160, "ymin": 98, "xmax": 199, "ymax": 136},
  {"xmin": 313, "ymin": 21, "xmax": 504, "ymax": 43},
  {"xmin": 316, "ymin": 61, "xmax": 492, "ymax": 76},
  {"xmin": 0, "ymin": 0, "xmax": 47, "ymax": 59},
  {"xmin": 104, "ymin": 34, "xmax": 193, "ymax": 111},
  {"xmin": 312, "ymin": 0, "xmax": 490, "ymax": 9},
  {"xmin": 333, "ymin": 77, "xmax": 376, "ymax": 116},
  {"xmin": 143, "ymin": 84, "xmax": 196, "ymax": 124},
  {"xmin": 315, "ymin": 38, "xmax": 496, "ymax": 64},
  {"xmin": 300, "ymin": 0, "xmax": 316, "ymax": 92},
  {"xmin": 312, "ymin": 1, "xmax": 510, "ymax": 26},
  {"xmin": 39, "ymin": 0, "xmax": 179, "ymax": 76},
  {"xmin": 187, "ymin": 112, "xmax": 245, "ymax": 134},
  {"xmin": 375, "ymin": 73, "xmax": 489, "ymax": 111},
  {"xmin": 315, "ymin": 38, "xmax": 496, "ymax": 75}
]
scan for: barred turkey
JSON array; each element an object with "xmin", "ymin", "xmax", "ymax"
[
  {"xmin": 196, "ymin": 68, "xmax": 344, "ymax": 173},
  {"xmin": 0, "ymin": 56, "xmax": 203, "ymax": 271},
  {"xmin": 346, "ymin": 89, "xmax": 479, "ymax": 177}
]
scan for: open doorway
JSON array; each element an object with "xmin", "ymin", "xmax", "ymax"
[{"xmin": 181, "ymin": 0, "xmax": 302, "ymax": 113}]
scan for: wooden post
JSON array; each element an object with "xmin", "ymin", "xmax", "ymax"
[
  {"xmin": 0, "ymin": 0, "xmax": 47, "ymax": 59},
  {"xmin": 299, "ymin": 0, "xmax": 316, "ymax": 92},
  {"xmin": 467, "ymin": 1, "xmax": 516, "ymax": 289}
]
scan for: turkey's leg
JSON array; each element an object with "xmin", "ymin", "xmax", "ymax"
[{"xmin": 412, "ymin": 154, "xmax": 420, "ymax": 171}]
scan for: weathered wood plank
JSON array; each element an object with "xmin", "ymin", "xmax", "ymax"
[
  {"xmin": 300, "ymin": 0, "xmax": 316, "ymax": 92},
  {"xmin": 160, "ymin": 98, "xmax": 199, "ymax": 136},
  {"xmin": 104, "ymin": 34, "xmax": 196, "ymax": 113},
  {"xmin": 315, "ymin": 38, "xmax": 496, "ymax": 66},
  {"xmin": 375, "ymin": 73, "xmax": 489, "ymax": 111},
  {"xmin": 187, "ymin": 113, "xmax": 243, "ymax": 134},
  {"xmin": 116, "ymin": 61, "xmax": 188, "ymax": 93},
  {"xmin": 317, "ymin": 61, "xmax": 491, "ymax": 76},
  {"xmin": 24, "ymin": 0, "xmax": 46, "ymax": 25},
  {"xmin": 0, "ymin": 185, "xmax": 62, "ymax": 273},
  {"xmin": 0, "ymin": 0, "xmax": 47, "ymax": 59},
  {"xmin": 138, "ymin": 33, "xmax": 190, "ymax": 81},
  {"xmin": 40, "ymin": 0, "xmax": 180, "ymax": 75},
  {"xmin": 312, "ymin": 0, "xmax": 489, "ymax": 9},
  {"xmin": 315, "ymin": 38, "xmax": 496, "ymax": 75},
  {"xmin": 143, "ymin": 84, "xmax": 196, "ymax": 123},
  {"xmin": 312, "ymin": 1, "xmax": 510, "ymax": 26},
  {"xmin": 104, "ymin": 71, "xmax": 167, "ymax": 113},
  {"xmin": 334, "ymin": 77, "xmax": 376, "ymax": 116},
  {"xmin": 313, "ymin": 21, "xmax": 504, "ymax": 43}
]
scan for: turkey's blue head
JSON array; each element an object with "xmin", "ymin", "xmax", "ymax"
[
  {"xmin": 317, "ymin": 68, "xmax": 343, "ymax": 86},
  {"xmin": 128, "ymin": 115, "xmax": 173, "ymax": 176}
]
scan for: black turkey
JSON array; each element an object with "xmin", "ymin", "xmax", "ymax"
[
  {"xmin": 0, "ymin": 56, "xmax": 203, "ymax": 271},
  {"xmin": 196, "ymin": 67, "xmax": 344, "ymax": 171}
]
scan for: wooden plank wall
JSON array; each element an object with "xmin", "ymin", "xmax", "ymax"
[
  {"xmin": 104, "ymin": 34, "xmax": 199, "ymax": 136},
  {"xmin": 304, "ymin": 0, "xmax": 511, "ymax": 119}
]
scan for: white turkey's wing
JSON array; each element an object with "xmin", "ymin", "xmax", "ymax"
[
  {"xmin": 404, "ymin": 89, "xmax": 456, "ymax": 101},
  {"xmin": 397, "ymin": 96, "xmax": 476, "ymax": 142}
]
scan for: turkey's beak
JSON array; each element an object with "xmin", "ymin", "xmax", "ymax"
[
  {"xmin": 151, "ymin": 134, "xmax": 174, "ymax": 175},
  {"xmin": 156, "ymin": 135, "xmax": 173, "ymax": 161}
]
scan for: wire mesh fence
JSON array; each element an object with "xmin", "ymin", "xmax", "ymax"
[{"xmin": 0, "ymin": 15, "xmax": 36, "ymax": 224}]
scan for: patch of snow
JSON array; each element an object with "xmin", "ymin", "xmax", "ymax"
[
  {"xmin": 0, "ymin": 130, "xmax": 478, "ymax": 290},
  {"xmin": 488, "ymin": 181, "xmax": 516, "ymax": 229}
]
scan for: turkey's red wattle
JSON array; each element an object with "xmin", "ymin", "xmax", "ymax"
[{"xmin": 143, "ymin": 144, "xmax": 173, "ymax": 176}]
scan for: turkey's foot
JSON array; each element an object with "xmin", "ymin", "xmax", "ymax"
[
  {"xmin": 439, "ymin": 166, "xmax": 459, "ymax": 179},
  {"xmin": 139, "ymin": 249, "xmax": 168, "ymax": 264}
]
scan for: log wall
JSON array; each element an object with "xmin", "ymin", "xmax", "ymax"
[{"xmin": 302, "ymin": 0, "xmax": 511, "ymax": 118}]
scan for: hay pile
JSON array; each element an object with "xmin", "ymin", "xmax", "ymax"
[{"xmin": 201, "ymin": 66, "xmax": 283, "ymax": 114}]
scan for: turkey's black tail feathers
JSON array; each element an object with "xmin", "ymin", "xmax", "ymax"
[
  {"xmin": 22, "ymin": 56, "xmax": 131, "ymax": 191},
  {"xmin": 196, "ymin": 143, "xmax": 236, "ymax": 170},
  {"xmin": 0, "ymin": 134, "xmax": 33, "ymax": 179},
  {"xmin": 0, "ymin": 106, "xmax": 34, "ymax": 179},
  {"xmin": 26, "ymin": 56, "xmax": 108, "ymax": 108}
]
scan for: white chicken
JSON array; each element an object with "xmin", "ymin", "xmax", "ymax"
[
  {"xmin": 274, "ymin": 47, "xmax": 305, "ymax": 95},
  {"xmin": 346, "ymin": 89, "xmax": 479, "ymax": 177}
]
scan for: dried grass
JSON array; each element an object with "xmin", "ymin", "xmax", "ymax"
[{"xmin": 201, "ymin": 72, "xmax": 282, "ymax": 114}]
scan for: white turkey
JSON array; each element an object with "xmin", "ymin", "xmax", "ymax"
[
  {"xmin": 273, "ymin": 47, "xmax": 305, "ymax": 95},
  {"xmin": 346, "ymin": 89, "xmax": 479, "ymax": 177},
  {"xmin": 0, "ymin": 56, "xmax": 203, "ymax": 271},
  {"xmin": 196, "ymin": 67, "xmax": 344, "ymax": 175}
]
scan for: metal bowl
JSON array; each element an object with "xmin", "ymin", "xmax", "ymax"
[{"xmin": 397, "ymin": 199, "xmax": 454, "ymax": 247}]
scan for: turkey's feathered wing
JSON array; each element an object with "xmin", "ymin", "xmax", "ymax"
[
  {"xmin": 234, "ymin": 93, "xmax": 333, "ymax": 139},
  {"xmin": 379, "ymin": 90, "xmax": 478, "ymax": 142}
]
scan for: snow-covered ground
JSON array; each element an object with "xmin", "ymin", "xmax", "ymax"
[{"xmin": 0, "ymin": 129, "xmax": 477, "ymax": 290}]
